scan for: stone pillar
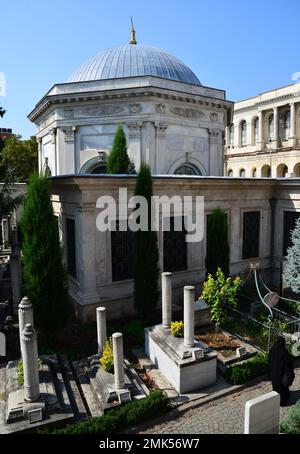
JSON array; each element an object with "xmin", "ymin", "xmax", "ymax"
[
  {"xmin": 96, "ymin": 307, "xmax": 107, "ymax": 355},
  {"xmin": 1, "ymin": 218, "xmax": 9, "ymax": 247},
  {"xmin": 10, "ymin": 224, "xmax": 22, "ymax": 313},
  {"xmin": 162, "ymin": 272, "xmax": 172, "ymax": 328},
  {"xmin": 62, "ymin": 126, "xmax": 76, "ymax": 174},
  {"xmin": 18, "ymin": 297, "xmax": 34, "ymax": 352},
  {"xmin": 208, "ymin": 128, "xmax": 222, "ymax": 176},
  {"xmin": 290, "ymin": 102, "xmax": 296, "ymax": 146},
  {"xmin": 112, "ymin": 332, "xmax": 125, "ymax": 390},
  {"xmin": 273, "ymin": 106, "xmax": 278, "ymax": 148},
  {"xmin": 258, "ymin": 111, "xmax": 263, "ymax": 147},
  {"xmin": 184, "ymin": 286, "xmax": 195, "ymax": 348},
  {"xmin": 21, "ymin": 323, "xmax": 40, "ymax": 402}
]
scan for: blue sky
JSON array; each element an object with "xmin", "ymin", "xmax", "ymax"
[{"xmin": 1, "ymin": 0, "xmax": 300, "ymax": 138}]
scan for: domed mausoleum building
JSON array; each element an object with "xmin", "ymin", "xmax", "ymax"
[
  {"xmin": 29, "ymin": 30, "xmax": 300, "ymax": 323},
  {"xmin": 29, "ymin": 29, "xmax": 233, "ymax": 176}
]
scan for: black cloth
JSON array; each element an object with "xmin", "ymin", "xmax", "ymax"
[{"xmin": 268, "ymin": 336, "xmax": 294, "ymax": 404}]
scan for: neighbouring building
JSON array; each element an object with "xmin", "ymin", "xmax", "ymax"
[
  {"xmin": 225, "ymin": 81, "xmax": 300, "ymax": 178},
  {"xmin": 0, "ymin": 128, "xmax": 13, "ymax": 139}
]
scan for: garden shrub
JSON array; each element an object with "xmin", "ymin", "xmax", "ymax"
[
  {"xmin": 280, "ymin": 400, "xmax": 300, "ymax": 434},
  {"xmin": 38, "ymin": 390, "xmax": 168, "ymax": 434},
  {"xmin": 224, "ymin": 353, "xmax": 268, "ymax": 385},
  {"xmin": 18, "ymin": 359, "xmax": 24, "ymax": 385},
  {"xmin": 171, "ymin": 321, "xmax": 184, "ymax": 338},
  {"xmin": 100, "ymin": 337, "xmax": 114, "ymax": 373},
  {"xmin": 201, "ymin": 268, "xmax": 241, "ymax": 329}
]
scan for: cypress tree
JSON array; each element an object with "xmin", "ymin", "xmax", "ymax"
[
  {"xmin": 205, "ymin": 208, "xmax": 230, "ymax": 277},
  {"xmin": 20, "ymin": 173, "xmax": 70, "ymax": 339},
  {"xmin": 107, "ymin": 125, "xmax": 130, "ymax": 174},
  {"xmin": 133, "ymin": 164, "xmax": 159, "ymax": 319},
  {"xmin": 283, "ymin": 217, "xmax": 300, "ymax": 293}
]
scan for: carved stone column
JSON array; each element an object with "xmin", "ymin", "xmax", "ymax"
[
  {"xmin": 184, "ymin": 286, "xmax": 195, "ymax": 348},
  {"xmin": 126, "ymin": 121, "xmax": 143, "ymax": 172},
  {"xmin": 155, "ymin": 122, "xmax": 168, "ymax": 174},
  {"xmin": 273, "ymin": 107, "xmax": 278, "ymax": 148},
  {"xmin": 96, "ymin": 307, "xmax": 107, "ymax": 355},
  {"xmin": 61, "ymin": 126, "xmax": 76, "ymax": 174},
  {"xmin": 290, "ymin": 102, "xmax": 296, "ymax": 146},
  {"xmin": 162, "ymin": 272, "xmax": 172, "ymax": 328},
  {"xmin": 21, "ymin": 323, "xmax": 40, "ymax": 402},
  {"xmin": 112, "ymin": 332, "xmax": 125, "ymax": 390},
  {"xmin": 257, "ymin": 111, "xmax": 263, "ymax": 148},
  {"xmin": 208, "ymin": 128, "xmax": 222, "ymax": 176}
]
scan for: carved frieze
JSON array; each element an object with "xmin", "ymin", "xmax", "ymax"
[
  {"xmin": 77, "ymin": 105, "xmax": 124, "ymax": 117},
  {"xmin": 170, "ymin": 107, "xmax": 204, "ymax": 119},
  {"xmin": 129, "ymin": 104, "xmax": 142, "ymax": 114},
  {"xmin": 156, "ymin": 103, "xmax": 166, "ymax": 114},
  {"xmin": 210, "ymin": 112, "xmax": 218, "ymax": 122},
  {"xmin": 38, "ymin": 113, "xmax": 55, "ymax": 132},
  {"xmin": 64, "ymin": 108, "xmax": 74, "ymax": 119}
]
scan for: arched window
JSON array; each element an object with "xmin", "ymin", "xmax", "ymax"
[
  {"xmin": 90, "ymin": 164, "xmax": 107, "ymax": 174},
  {"xmin": 261, "ymin": 165, "xmax": 271, "ymax": 177},
  {"xmin": 240, "ymin": 168, "xmax": 246, "ymax": 177},
  {"xmin": 174, "ymin": 164, "xmax": 201, "ymax": 175},
  {"xmin": 252, "ymin": 168, "xmax": 257, "ymax": 178},
  {"xmin": 293, "ymin": 163, "xmax": 300, "ymax": 177},
  {"xmin": 240, "ymin": 121, "xmax": 247, "ymax": 146},
  {"xmin": 268, "ymin": 114, "xmax": 274, "ymax": 140},
  {"xmin": 283, "ymin": 111, "xmax": 290, "ymax": 141},
  {"xmin": 229, "ymin": 124, "xmax": 234, "ymax": 147},
  {"xmin": 254, "ymin": 118, "xmax": 259, "ymax": 144},
  {"xmin": 277, "ymin": 164, "xmax": 288, "ymax": 178},
  {"xmin": 227, "ymin": 169, "xmax": 233, "ymax": 177}
]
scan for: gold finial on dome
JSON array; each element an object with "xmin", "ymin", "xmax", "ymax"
[{"xmin": 129, "ymin": 16, "xmax": 137, "ymax": 45}]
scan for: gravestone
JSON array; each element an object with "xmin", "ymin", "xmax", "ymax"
[
  {"xmin": 0, "ymin": 332, "xmax": 5, "ymax": 356},
  {"xmin": 244, "ymin": 391, "xmax": 280, "ymax": 434}
]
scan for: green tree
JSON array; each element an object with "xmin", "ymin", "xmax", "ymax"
[
  {"xmin": 20, "ymin": 173, "xmax": 70, "ymax": 339},
  {"xmin": 107, "ymin": 125, "xmax": 130, "ymax": 174},
  {"xmin": 0, "ymin": 135, "xmax": 38, "ymax": 182},
  {"xmin": 205, "ymin": 208, "xmax": 230, "ymax": 277},
  {"xmin": 133, "ymin": 163, "xmax": 159, "ymax": 319},
  {"xmin": 283, "ymin": 217, "xmax": 300, "ymax": 293},
  {"xmin": 201, "ymin": 268, "xmax": 241, "ymax": 330}
]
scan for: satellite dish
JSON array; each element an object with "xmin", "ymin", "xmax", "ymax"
[{"xmin": 264, "ymin": 291, "xmax": 280, "ymax": 308}]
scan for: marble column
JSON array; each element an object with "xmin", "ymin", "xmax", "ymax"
[
  {"xmin": 273, "ymin": 107, "xmax": 278, "ymax": 148},
  {"xmin": 184, "ymin": 286, "xmax": 195, "ymax": 348},
  {"xmin": 290, "ymin": 102, "xmax": 296, "ymax": 146},
  {"xmin": 112, "ymin": 332, "xmax": 125, "ymax": 390},
  {"xmin": 62, "ymin": 126, "xmax": 76, "ymax": 174},
  {"xmin": 21, "ymin": 323, "xmax": 40, "ymax": 402},
  {"xmin": 162, "ymin": 272, "xmax": 172, "ymax": 328},
  {"xmin": 96, "ymin": 307, "xmax": 107, "ymax": 355},
  {"xmin": 1, "ymin": 218, "xmax": 9, "ymax": 247},
  {"xmin": 258, "ymin": 111, "xmax": 263, "ymax": 147},
  {"xmin": 18, "ymin": 297, "xmax": 34, "ymax": 354}
]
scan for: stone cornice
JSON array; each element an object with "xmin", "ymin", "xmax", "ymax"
[
  {"xmin": 28, "ymin": 86, "xmax": 233, "ymax": 123},
  {"xmin": 235, "ymin": 92, "xmax": 300, "ymax": 114}
]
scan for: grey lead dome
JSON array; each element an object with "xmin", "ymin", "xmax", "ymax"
[{"xmin": 68, "ymin": 44, "xmax": 201, "ymax": 85}]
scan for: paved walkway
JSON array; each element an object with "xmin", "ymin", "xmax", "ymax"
[{"xmin": 139, "ymin": 366, "xmax": 300, "ymax": 434}]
